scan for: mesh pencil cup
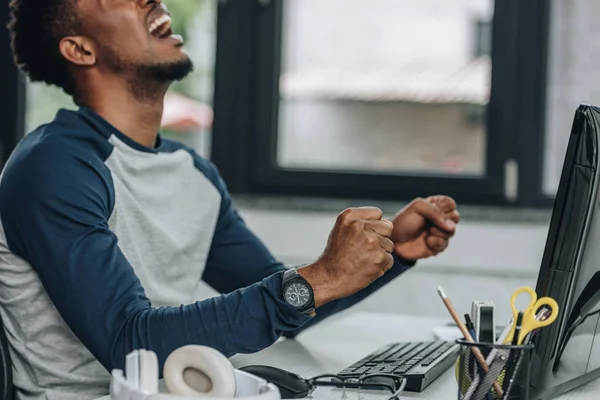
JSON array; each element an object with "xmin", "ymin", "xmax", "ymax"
[{"xmin": 455, "ymin": 339, "xmax": 534, "ymax": 400}]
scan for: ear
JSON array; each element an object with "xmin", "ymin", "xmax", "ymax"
[{"xmin": 59, "ymin": 36, "xmax": 96, "ymax": 66}]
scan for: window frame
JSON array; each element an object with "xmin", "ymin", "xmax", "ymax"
[
  {"xmin": 212, "ymin": 0, "xmax": 552, "ymax": 207},
  {"xmin": 512, "ymin": 0, "xmax": 554, "ymax": 208}
]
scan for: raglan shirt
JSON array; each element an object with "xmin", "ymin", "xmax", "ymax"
[{"xmin": 0, "ymin": 107, "xmax": 414, "ymax": 400}]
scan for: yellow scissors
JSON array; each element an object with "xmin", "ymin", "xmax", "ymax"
[{"xmin": 504, "ymin": 286, "xmax": 559, "ymax": 344}]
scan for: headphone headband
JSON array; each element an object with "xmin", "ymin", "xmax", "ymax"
[{"xmin": 110, "ymin": 348, "xmax": 281, "ymax": 400}]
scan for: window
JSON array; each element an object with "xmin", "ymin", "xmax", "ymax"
[
  {"xmin": 158, "ymin": 0, "xmax": 217, "ymax": 160},
  {"xmin": 2, "ymin": 1, "xmax": 552, "ymax": 207},
  {"xmin": 212, "ymin": 0, "xmax": 551, "ymax": 206},
  {"xmin": 22, "ymin": 0, "xmax": 217, "ymax": 159},
  {"xmin": 276, "ymin": 0, "xmax": 492, "ymax": 176}
]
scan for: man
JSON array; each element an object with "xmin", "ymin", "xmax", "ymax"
[{"xmin": 0, "ymin": 0, "xmax": 460, "ymax": 399}]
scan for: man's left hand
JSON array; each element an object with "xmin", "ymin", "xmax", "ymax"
[{"xmin": 391, "ymin": 196, "xmax": 460, "ymax": 262}]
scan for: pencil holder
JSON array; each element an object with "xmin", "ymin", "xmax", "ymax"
[{"xmin": 455, "ymin": 339, "xmax": 534, "ymax": 400}]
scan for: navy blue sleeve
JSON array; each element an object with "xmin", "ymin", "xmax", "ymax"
[
  {"xmin": 282, "ymin": 254, "xmax": 413, "ymax": 337},
  {"xmin": 195, "ymin": 155, "xmax": 415, "ymax": 334},
  {"xmin": 0, "ymin": 139, "xmax": 312, "ymax": 374}
]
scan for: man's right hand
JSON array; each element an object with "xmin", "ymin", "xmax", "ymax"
[{"xmin": 298, "ymin": 207, "xmax": 394, "ymax": 308}]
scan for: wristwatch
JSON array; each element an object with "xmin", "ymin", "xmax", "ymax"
[{"xmin": 281, "ymin": 268, "xmax": 315, "ymax": 316}]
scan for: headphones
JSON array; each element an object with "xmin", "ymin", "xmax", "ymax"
[{"xmin": 110, "ymin": 345, "xmax": 281, "ymax": 400}]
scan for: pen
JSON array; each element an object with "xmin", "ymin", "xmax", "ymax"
[
  {"xmin": 465, "ymin": 313, "xmax": 483, "ymax": 395},
  {"xmin": 503, "ymin": 311, "xmax": 525, "ymax": 395},
  {"xmin": 497, "ymin": 319, "xmax": 513, "ymax": 344},
  {"xmin": 465, "ymin": 314, "xmax": 477, "ymax": 341},
  {"xmin": 512, "ymin": 312, "xmax": 524, "ymax": 346},
  {"xmin": 436, "ymin": 287, "xmax": 504, "ymax": 397}
]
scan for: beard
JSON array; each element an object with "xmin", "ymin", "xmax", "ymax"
[
  {"xmin": 138, "ymin": 57, "xmax": 194, "ymax": 83},
  {"xmin": 101, "ymin": 45, "xmax": 194, "ymax": 101},
  {"xmin": 127, "ymin": 57, "xmax": 194, "ymax": 101}
]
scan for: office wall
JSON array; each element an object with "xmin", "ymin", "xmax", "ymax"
[{"xmin": 543, "ymin": 0, "xmax": 600, "ymax": 195}]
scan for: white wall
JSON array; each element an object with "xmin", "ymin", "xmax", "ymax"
[{"xmin": 543, "ymin": 0, "xmax": 600, "ymax": 195}]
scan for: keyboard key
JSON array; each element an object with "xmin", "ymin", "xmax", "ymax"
[
  {"xmin": 339, "ymin": 341, "xmax": 459, "ymax": 392},
  {"xmin": 382, "ymin": 343, "xmax": 412, "ymax": 360}
]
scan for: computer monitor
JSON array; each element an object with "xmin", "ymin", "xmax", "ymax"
[{"xmin": 530, "ymin": 104, "xmax": 600, "ymax": 399}]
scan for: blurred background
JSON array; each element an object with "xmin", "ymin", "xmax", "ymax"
[{"xmin": 1, "ymin": 0, "xmax": 597, "ymax": 325}]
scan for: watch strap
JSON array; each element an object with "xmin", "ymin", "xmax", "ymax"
[{"xmin": 282, "ymin": 267, "xmax": 299, "ymax": 281}]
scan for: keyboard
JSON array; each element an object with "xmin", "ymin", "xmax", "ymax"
[{"xmin": 338, "ymin": 340, "xmax": 460, "ymax": 392}]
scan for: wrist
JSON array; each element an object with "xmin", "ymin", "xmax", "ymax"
[{"xmin": 297, "ymin": 262, "xmax": 335, "ymax": 308}]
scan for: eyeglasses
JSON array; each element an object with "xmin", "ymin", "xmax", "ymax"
[{"xmin": 304, "ymin": 373, "xmax": 407, "ymax": 399}]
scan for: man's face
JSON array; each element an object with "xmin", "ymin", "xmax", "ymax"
[{"xmin": 77, "ymin": 0, "xmax": 193, "ymax": 83}]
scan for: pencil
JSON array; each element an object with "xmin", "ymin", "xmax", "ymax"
[{"xmin": 437, "ymin": 286, "xmax": 504, "ymax": 397}]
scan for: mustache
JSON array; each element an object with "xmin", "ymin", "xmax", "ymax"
[{"xmin": 145, "ymin": 2, "xmax": 169, "ymax": 29}]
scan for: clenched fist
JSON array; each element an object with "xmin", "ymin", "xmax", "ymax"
[
  {"xmin": 392, "ymin": 196, "xmax": 459, "ymax": 261},
  {"xmin": 298, "ymin": 207, "xmax": 394, "ymax": 307}
]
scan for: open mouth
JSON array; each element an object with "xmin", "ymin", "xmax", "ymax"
[{"xmin": 148, "ymin": 14, "xmax": 182, "ymax": 42}]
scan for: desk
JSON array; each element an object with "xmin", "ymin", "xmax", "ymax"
[
  {"xmin": 230, "ymin": 312, "xmax": 600, "ymax": 400},
  {"xmin": 101, "ymin": 312, "xmax": 600, "ymax": 399}
]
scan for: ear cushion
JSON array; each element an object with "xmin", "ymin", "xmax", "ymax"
[{"xmin": 164, "ymin": 345, "xmax": 236, "ymax": 398}]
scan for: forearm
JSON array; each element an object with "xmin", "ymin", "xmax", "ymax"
[
  {"xmin": 110, "ymin": 271, "xmax": 310, "ymax": 374},
  {"xmin": 283, "ymin": 255, "xmax": 414, "ymax": 337}
]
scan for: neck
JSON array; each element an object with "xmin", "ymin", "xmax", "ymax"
[{"xmin": 78, "ymin": 76, "xmax": 169, "ymax": 148}]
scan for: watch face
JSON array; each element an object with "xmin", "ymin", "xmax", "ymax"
[{"xmin": 284, "ymin": 282, "xmax": 311, "ymax": 307}]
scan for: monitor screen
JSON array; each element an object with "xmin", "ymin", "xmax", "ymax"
[{"xmin": 531, "ymin": 104, "xmax": 600, "ymax": 398}]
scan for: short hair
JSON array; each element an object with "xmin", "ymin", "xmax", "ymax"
[{"xmin": 7, "ymin": 0, "xmax": 81, "ymax": 96}]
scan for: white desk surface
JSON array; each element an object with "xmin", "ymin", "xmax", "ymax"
[
  {"xmin": 229, "ymin": 312, "xmax": 600, "ymax": 400},
  {"xmin": 101, "ymin": 312, "xmax": 600, "ymax": 399}
]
